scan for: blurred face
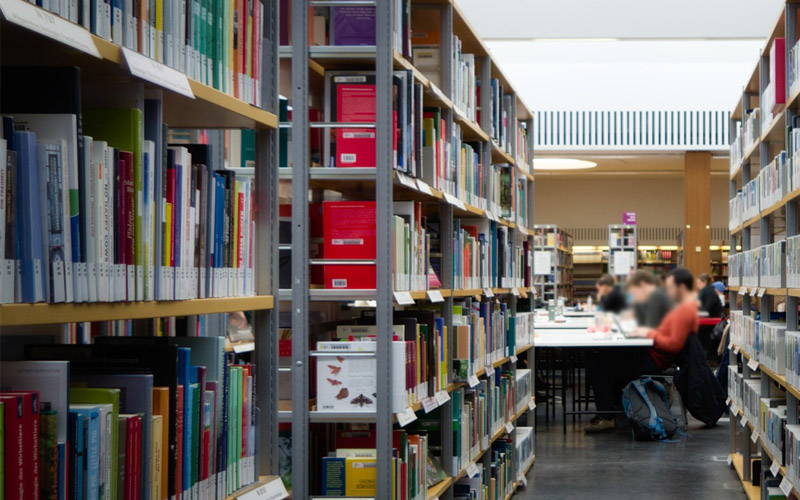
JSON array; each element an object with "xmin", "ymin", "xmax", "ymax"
[
  {"xmin": 666, "ymin": 275, "xmax": 682, "ymax": 302},
  {"xmin": 627, "ymin": 283, "xmax": 650, "ymax": 304},
  {"xmin": 596, "ymin": 283, "xmax": 611, "ymax": 296},
  {"xmin": 695, "ymin": 278, "xmax": 705, "ymax": 291}
]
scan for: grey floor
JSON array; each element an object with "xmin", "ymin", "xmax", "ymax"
[{"xmin": 517, "ymin": 400, "xmax": 746, "ymax": 499}]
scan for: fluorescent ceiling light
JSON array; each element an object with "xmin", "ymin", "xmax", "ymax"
[{"xmin": 533, "ymin": 158, "xmax": 598, "ymax": 171}]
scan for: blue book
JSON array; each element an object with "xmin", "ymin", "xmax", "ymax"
[
  {"xmin": 70, "ymin": 406, "xmax": 101, "ymax": 500},
  {"xmin": 321, "ymin": 457, "xmax": 346, "ymax": 495},
  {"xmin": 13, "ymin": 130, "xmax": 46, "ymax": 302},
  {"xmin": 177, "ymin": 347, "xmax": 192, "ymax": 497},
  {"xmin": 72, "ymin": 373, "xmax": 153, "ymax": 500},
  {"xmin": 143, "ymin": 94, "xmax": 163, "ymax": 299},
  {"xmin": 67, "ymin": 412, "xmax": 83, "ymax": 500},
  {"xmin": 173, "ymin": 156, "xmax": 183, "ymax": 299}
]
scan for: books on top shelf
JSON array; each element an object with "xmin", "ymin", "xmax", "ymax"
[
  {"xmin": 740, "ymin": 249, "xmax": 759, "ymax": 288},
  {"xmin": 730, "ymin": 121, "xmax": 743, "ymax": 176},
  {"xmin": 729, "ymin": 192, "xmax": 743, "ymax": 230},
  {"xmin": 728, "ymin": 252, "xmax": 742, "ymax": 287},
  {"xmin": 742, "ymin": 177, "xmax": 760, "ymax": 221},
  {"xmin": 21, "ymin": 0, "xmax": 265, "ymax": 106},
  {"xmin": 452, "ymin": 34, "xmax": 477, "ymax": 122},
  {"xmin": 516, "ymin": 123, "xmax": 530, "ymax": 171},
  {"xmin": 14, "ymin": 335, "xmax": 261, "ymax": 500}
]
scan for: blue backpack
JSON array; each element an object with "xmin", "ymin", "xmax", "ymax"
[{"xmin": 622, "ymin": 378, "xmax": 679, "ymax": 441}]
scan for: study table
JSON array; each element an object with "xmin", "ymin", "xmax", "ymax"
[{"xmin": 534, "ymin": 328, "xmax": 654, "ymax": 434}]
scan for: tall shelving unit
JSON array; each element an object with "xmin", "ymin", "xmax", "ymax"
[
  {"xmin": 533, "ymin": 224, "xmax": 574, "ymax": 304},
  {"xmin": 282, "ymin": 1, "xmax": 537, "ymax": 498},
  {"xmin": 608, "ymin": 224, "xmax": 637, "ymax": 278},
  {"xmin": 726, "ymin": 3, "xmax": 800, "ymax": 498},
  {"xmin": 0, "ymin": 0, "xmax": 285, "ymax": 496}
]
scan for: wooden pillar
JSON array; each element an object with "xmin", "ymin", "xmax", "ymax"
[{"xmin": 684, "ymin": 152, "xmax": 712, "ymax": 278}]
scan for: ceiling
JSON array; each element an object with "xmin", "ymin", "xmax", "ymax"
[
  {"xmin": 455, "ymin": 0, "xmax": 784, "ymax": 40},
  {"xmin": 533, "ymin": 154, "xmax": 729, "ymax": 178}
]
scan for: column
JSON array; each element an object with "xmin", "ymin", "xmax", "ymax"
[{"xmin": 684, "ymin": 151, "xmax": 712, "ymax": 278}]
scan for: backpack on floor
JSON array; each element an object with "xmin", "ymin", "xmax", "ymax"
[{"xmin": 622, "ymin": 378, "xmax": 679, "ymax": 441}]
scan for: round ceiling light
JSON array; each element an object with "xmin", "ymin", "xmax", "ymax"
[{"xmin": 532, "ymin": 158, "xmax": 598, "ymax": 171}]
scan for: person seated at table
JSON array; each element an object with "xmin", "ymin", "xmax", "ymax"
[
  {"xmin": 596, "ymin": 274, "xmax": 626, "ymax": 314},
  {"xmin": 712, "ymin": 281, "xmax": 726, "ymax": 309},
  {"xmin": 697, "ymin": 273, "xmax": 722, "ymax": 318},
  {"xmin": 626, "ymin": 270, "xmax": 673, "ymax": 328},
  {"xmin": 585, "ymin": 268, "xmax": 698, "ymax": 433}
]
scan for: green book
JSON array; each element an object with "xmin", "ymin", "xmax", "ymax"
[
  {"xmin": 70, "ymin": 388, "xmax": 120, "ymax": 500},
  {"xmin": 82, "ymin": 108, "xmax": 144, "ymax": 300},
  {"xmin": 40, "ymin": 410, "xmax": 59, "ymax": 500}
]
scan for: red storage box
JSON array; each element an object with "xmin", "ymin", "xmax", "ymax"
[{"xmin": 324, "ymin": 263, "xmax": 376, "ymax": 289}]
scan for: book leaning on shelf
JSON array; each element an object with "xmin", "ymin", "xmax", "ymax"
[
  {"xmin": 19, "ymin": 0, "xmax": 265, "ymax": 106},
  {"xmin": 5, "ymin": 335, "xmax": 259, "ymax": 500},
  {"xmin": 0, "ymin": 68, "xmax": 255, "ymax": 304},
  {"xmin": 787, "ymin": 235, "xmax": 800, "ymax": 289}
]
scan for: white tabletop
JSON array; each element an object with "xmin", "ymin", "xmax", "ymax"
[
  {"xmin": 534, "ymin": 318, "xmax": 594, "ymax": 329},
  {"xmin": 535, "ymin": 329, "xmax": 654, "ymax": 348}
]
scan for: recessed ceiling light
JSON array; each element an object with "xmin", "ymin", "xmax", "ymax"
[{"xmin": 532, "ymin": 158, "xmax": 598, "ymax": 171}]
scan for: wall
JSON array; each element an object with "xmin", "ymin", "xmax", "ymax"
[{"xmin": 534, "ymin": 174, "xmax": 729, "ymax": 244}]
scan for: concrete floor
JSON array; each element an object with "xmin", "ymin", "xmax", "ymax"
[{"xmin": 518, "ymin": 406, "xmax": 746, "ymax": 499}]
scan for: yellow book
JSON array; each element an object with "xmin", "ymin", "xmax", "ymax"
[
  {"xmin": 344, "ymin": 457, "xmax": 377, "ymax": 497},
  {"xmin": 152, "ymin": 387, "xmax": 170, "ymax": 500},
  {"xmin": 155, "ymin": 0, "xmax": 164, "ymax": 62},
  {"xmin": 151, "ymin": 414, "xmax": 163, "ymax": 500}
]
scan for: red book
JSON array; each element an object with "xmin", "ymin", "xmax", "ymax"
[
  {"xmin": 237, "ymin": 190, "xmax": 245, "ymax": 270},
  {"xmin": 3, "ymin": 392, "xmax": 39, "ymax": 500},
  {"xmin": 322, "ymin": 201, "xmax": 376, "ymax": 259},
  {"xmin": 252, "ymin": 0, "xmax": 261, "ymax": 104},
  {"xmin": 116, "ymin": 151, "xmax": 128, "ymax": 295},
  {"xmin": 125, "ymin": 415, "xmax": 142, "ymax": 500},
  {"xmin": 236, "ymin": 0, "xmax": 245, "ymax": 99},
  {"xmin": 201, "ymin": 429, "xmax": 210, "ymax": 484},
  {"xmin": 175, "ymin": 385, "xmax": 184, "ymax": 497},
  {"xmin": 120, "ymin": 151, "xmax": 135, "ymax": 297},
  {"xmin": 770, "ymin": 37, "xmax": 786, "ymax": 110},
  {"xmin": 330, "ymin": 74, "xmax": 377, "ymax": 167},
  {"xmin": 0, "ymin": 394, "xmax": 25, "ymax": 500}
]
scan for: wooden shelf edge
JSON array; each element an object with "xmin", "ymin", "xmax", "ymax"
[
  {"xmin": 733, "ymin": 344, "xmax": 800, "ymax": 401},
  {"xmin": 731, "ymin": 453, "xmax": 761, "ymax": 500},
  {"xmin": 0, "ymin": 295, "xmax": 274, "ymax": 326}
]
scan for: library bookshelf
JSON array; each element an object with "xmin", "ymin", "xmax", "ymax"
[
  {"xmin": 281, "ymin": 0, "xmax": 537, "ymax": 498},
  {"xmin": 727, "ymin": 1, "xmax": 800, "ymax": 498},
  {"xmin": 533, "ymin": 224, "xmax": 574, "ymax": 303},
  {"xmin": 0, "ymin": 0, "xmax": 285, "ymax": 499}
]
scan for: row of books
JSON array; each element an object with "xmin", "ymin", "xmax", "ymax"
[
  {"xmin": 760, "ymin": 397, "xmax": 787, "ymax": 467},
  {"xmin": 638, "ymin": 250, "xmax": 675, "ymax": 263},
  {"xmin": 758, "ymin": 151, "xmax": 790, "ymax": 213},
  {"xmin": 314, "ymin": 310, "xmax": 449, "ymax": 414},
  {"xmin": 743, "ymin": 108, "xmax": 761, "ymax": 158},
  {"xmin": 1, "ymin": 69, "xmax": 257, "ymax": 304},
  {"xmin": 516, "ymin": 123, "xmax": 530, "ymax": 171},
  {"xmin": 452, "ymin": 299, "xmax": 513, "ymax": 380},
  {"xmin": 761, "ymin": 39, "xmax": 785, "ymax": 131},
  {"xmin": 1, "ymin": 336, "xmax": 259, "ymax": 500},
  {"xmin": 484, "ymin": 79, "xmax": 513, "ymax": 156},
  {"xmin": 742, "ymin": 176, "xmax": 761, "ymax": 222},
  {"xmin": 759, "ymin": 241, "xmax": 786, "ymax": 289},
  {"xmin": 784, "ymin": 425, "xmax": 800, "ymax": 497},
  {"xmin": 730, "ymin": 193, "xmax": 743, "ymax": 231},
  {"xmin": 27, "ymin": 0, "xmax": 264, "ymax": 106},
  {"xmin": 730, "ymin": 121, "xmax": 744, "ymax": 177},
  {"xmin": 452, "ymin": 220, "xmax": 521, "ymax": 291},
  {"xmin": 787, "ymin": 331, "xmax": 800, "ymax": 395},
  {"xmin": 452, "ymin": 35, "xmax": 478, "ymax": 123},
  {"xmin": 788, "ymin": 236, "xmax": 800, "ymax": 289}
]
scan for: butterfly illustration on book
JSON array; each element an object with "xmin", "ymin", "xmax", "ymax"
[
  {"xmin": 350, "ymin": 394, "xmax": 373, "ymax": 407},
  {"xmin": 335, "ymin": 388, "xmax": 349, "ymax": 400},
  {"xmin": 327, "ymin": 378, "xmax": 342, "ymax": 386},
  {"xmin": 327, "ymin": 365, "xmax": 342, "ymax": 374}
]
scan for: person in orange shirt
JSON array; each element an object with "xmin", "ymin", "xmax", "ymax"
[{"xmin": 585, "ymin": 268, "xmax": 698, "ymax": 433}]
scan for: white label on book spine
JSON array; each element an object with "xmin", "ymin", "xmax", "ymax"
[
  {"xmin": 751, "ymin": 431, "xmax": 759, "ymax": 444},
  {"xmin": 466, "ymin": 462, "xmax": 480, "ymax": 478},
  {"xmin": 396, "ymin": 407, "xmax": 417, "ymax": 428},
  {"xmin": 747, "ymin": 358, "xmax": 759, "ymax": 372},
  {"xmin": 435, "ymin": 390, "xmax": 450, "ymax": 405},
  {"xmin": 0, "ymin": 0, "xmax": 101, "ymax": 57},
  {"xmin": 121, "ymin": 47, "xmax": 194, "ymax": 98},
  {"xmin": 771, "ymin": 460, "xmax": 781, "ymax": 476},
  {"xmin": 235, "ymin": 477, "xmax": 289, "ymax": 500},
  {"xmin": 483, "ymin": 287, "xmax": 494, "ymax": 298},
  {"xmin": 422, "ymin": 397, "xmax": 439, "ymax": 414},
  {"xmin": 427, "ymin": 290, "xmax": 444, "ymax": 303},
  {"xmin": 468, "ymin": 374, "xmax": 480, "ymax": 388},
  {"xmin": 393, "ymin": 291, "xmax": 415, "ymax": 305},
  {"xmin": 780, "ymin": 477, "xmax": 794, "ymax": 496},
  {"xmin": 528, "ymin": 400, "xmax": 536, "ymax": 411},
  {"xmin": 505, "ymin": 422, "xmax": 514, "ymax": 434},
  {"xmin": 416, "ymin": 179, "xmax": 433, "ymax": 196}
]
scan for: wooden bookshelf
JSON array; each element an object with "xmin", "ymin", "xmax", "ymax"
[
  {"xmin": 225, "ymin": 476, "xmax": 287, "ymax": 500},
  {"xmin": 0, "ymin": 295, "xmax": 275, "ymax": 327},
  {"xmin": 731, "ymin": 453, "xmax": 761, "ymax": 500}
]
